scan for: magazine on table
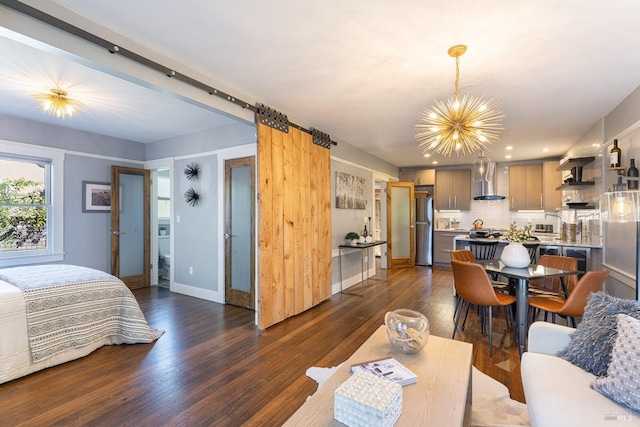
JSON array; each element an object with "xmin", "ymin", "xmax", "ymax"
[{"xmin": 350, "ymin": 357, "xmax": 417, "ymax": 386}]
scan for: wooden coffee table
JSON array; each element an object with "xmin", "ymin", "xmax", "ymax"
[{"xmin": 283, "ymin": 325, "xmax": 473, "ymax": 426}]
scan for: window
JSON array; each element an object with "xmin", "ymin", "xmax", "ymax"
[{"xmin": 0, "ymin": 141, "xmax": 64, "ymax": 266}]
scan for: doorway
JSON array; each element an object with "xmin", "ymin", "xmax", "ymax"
[
  {"xmin": 156, "ymin": 169, "xmax": 171, "ymax": 288},
  {"xmin": 224, "ymin": 156, "xmax": 256, "ymax": 309}
]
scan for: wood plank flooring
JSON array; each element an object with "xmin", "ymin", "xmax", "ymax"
[{"xmin": 1, "ymin": 265, "xmax": 524, "ymax": 426}]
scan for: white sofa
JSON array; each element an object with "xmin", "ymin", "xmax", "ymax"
[{"xmin": 521, "ymin": 322, "xmax": 640, "ymax": 427}]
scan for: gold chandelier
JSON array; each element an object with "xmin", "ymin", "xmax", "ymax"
[
  {"xmin": 33, "ymin": 88, "xmax": 83, "ymax": 119},
  {"xmin": 415, "ymin": 45, "xmax": 504, "ymax": 156}
]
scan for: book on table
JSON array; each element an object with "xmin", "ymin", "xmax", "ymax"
[{"xmin": 350, "ymin": 357, "xmax": 417, "ymax": 386}]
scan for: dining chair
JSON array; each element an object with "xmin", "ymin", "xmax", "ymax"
[
  {"xmin": 523, "ymin": 242, "xmax": 539, "ymax": 264},
  {"xmin": 451, "ymin": 260, "xmax": 517, "ymax": 357},
  {"xmin": 450, "ymin": 250, "xmax": 511, "ymax": 293},
  {"xmin": 528, "ymin": 269, "xmax": 609, "ymax": 327},
  {"xmin": 468, "ymin": 241, "xmax": 499, "ymax": 260},
  {"xmin": 528, "ymin": 255, "xmax": 578, "ymax": 298}
]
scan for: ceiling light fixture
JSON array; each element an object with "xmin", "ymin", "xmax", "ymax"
[
  {"xmin": 32, "ymin": 88, "xmax": 83, "ymax": 119},
  {"xmin": 415, "ymin": 44, "xmax": 504, "ymax": 156}
]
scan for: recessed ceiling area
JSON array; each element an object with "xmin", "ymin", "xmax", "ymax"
[
  {"xmin": 0, "ymin": 29, "xmax": 240, "ymax": 144},
  {"xmin": 2, "ymin": 1, "xmax": 640, "ymax": 166}
]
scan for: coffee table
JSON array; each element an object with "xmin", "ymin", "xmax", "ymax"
[{"xmin": 283, "ymin": 325, "xmax": 473, "ymax": 426}]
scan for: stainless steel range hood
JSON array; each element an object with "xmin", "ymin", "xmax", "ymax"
[{"xmin": 473, "ymin": 161, "xmax": 506, "ymax": 200}]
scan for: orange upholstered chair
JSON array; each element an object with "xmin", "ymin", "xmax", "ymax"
[
  {"xmin": 451, "ymin": 260, "xmax": 517, "ymax": 356},
  {"xmin": 528, "ymin": 269, "xmax": 608, "ymax": 327}
]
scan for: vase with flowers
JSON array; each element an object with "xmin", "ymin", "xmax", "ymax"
[{"xmin": 501, "ymin": 222, "xmax": 533, "ymax": 268}]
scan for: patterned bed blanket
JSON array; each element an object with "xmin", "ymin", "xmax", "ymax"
[{"xmin": 0, "ymin": 264, "xmax": 163, "ymax": 362}]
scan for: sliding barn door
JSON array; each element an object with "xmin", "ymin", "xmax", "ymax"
[{"xmin": 257, "ymin": 122, "xmax": 332, "ymax": 329}]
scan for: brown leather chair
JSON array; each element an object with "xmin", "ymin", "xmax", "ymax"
[
  {"xmin": 450, "ymin": 249, "xmax": 511, "ymax": 293},
  {"xmin": 528, "ymin": 255, "xmax": 579, "ymax": 297},
  {"xmin": 451, "ymin": 260, "xmax": 517, "ymax": 356},
  {"xmin": 528, "ymin": 269, "xmax": 608, "ymax": 327}
]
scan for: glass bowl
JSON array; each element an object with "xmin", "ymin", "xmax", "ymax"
[{"xmin": 384, "ymin": 308, "xmax": 429, "ymax": 353}]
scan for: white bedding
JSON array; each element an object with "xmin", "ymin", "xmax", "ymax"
[{"xmin": 0, "ymin": 269, "xmax": 163, "ymax": 385}]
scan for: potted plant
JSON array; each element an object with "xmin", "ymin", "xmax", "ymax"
[{"xmin": 344, "ymin": 232, "xmax": 360, "ymax": 245}]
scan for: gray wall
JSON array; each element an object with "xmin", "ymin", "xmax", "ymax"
[
  {"xmin": 173, "ymin": 154, "xmax": 220, "ymax": 292},
  {"xmin": 63, "ymin": 154, "xmax": 140, "ymax": 272},
  {"xmin": 0, "ymin": 113, "xmax": 145, "ymax": 160},
  {"xmin": 146, "ymin": 122, "xmax": 256, "ymax": 160}
]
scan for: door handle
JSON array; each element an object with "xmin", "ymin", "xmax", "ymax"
[
  {"xmin": 112, "ymin": 231, "xmax": 126, "ymax": 235},
  {"xmin": 224, "ymin": 233, "xmax": 230, "ymax": 240}
]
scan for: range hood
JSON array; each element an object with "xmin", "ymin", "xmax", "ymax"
[{"xmin": 473, "ymin": 161, "xmax": 506, "ymax": 200}]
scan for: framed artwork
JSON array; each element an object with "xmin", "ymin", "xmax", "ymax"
[
  {"xmin": 336, "ymin": 171, "xmax": 367, "ymax": 209},
  {"xmin": 82, "ymin": 181, "xmax": 111, "ymax": 212}
]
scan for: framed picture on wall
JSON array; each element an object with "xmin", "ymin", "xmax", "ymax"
[
  {"xmin": 82, "ymin": 181, "xmax": 111, "ymax": 212},
  {"xmin": 336, "ymin": 171, "xmax": 367, "ymax": 209}
]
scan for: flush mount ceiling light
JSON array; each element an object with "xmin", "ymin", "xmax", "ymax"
[
  {"xmin": 32, "ymin": 88, "xmax": 83, "ymax": 119},
  {"xmin": 415, "ymin": 45, "xmax": 504, "ymax": 156}
]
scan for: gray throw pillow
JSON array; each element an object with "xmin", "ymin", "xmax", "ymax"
[
  {"xmin": 557, "ymin": 291, "xmax": 640, "ymax": 376},
  {"xmin": 591, "ymin": 314, "xmax": 640, "ymax": 412}
]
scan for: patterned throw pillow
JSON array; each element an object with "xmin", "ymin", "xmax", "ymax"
[
  {"xmin": 591, "ymin": 314, "xmax": 640, "ymax": 412},
  {"xmin": 557, "ymin": 292, "xmax": 640, "ymax": 376}
]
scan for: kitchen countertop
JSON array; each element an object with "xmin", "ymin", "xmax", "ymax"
[{"xmin": 453, "ymin": 235, "xmax": 602, "ymax": 249}]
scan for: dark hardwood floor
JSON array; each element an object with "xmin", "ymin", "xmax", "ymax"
[{"xmin": 1, "ymin": 264, "xmax": 524, "ymax": 426}]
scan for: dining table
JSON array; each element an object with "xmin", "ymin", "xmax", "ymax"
[{"xmin": 472, "ymin": 259, "xmax": 581, "ymax": 354}]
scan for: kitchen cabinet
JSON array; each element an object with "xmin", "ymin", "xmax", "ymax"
[
  {"xmin": 509, "ymin": 164, "xmax": 543, "ymax": 210},
  {"xmin": 543, "ymin": 160, "xmax": 563, "ymax": 210},
  {"xmin": 435, "ymin": 169, "xmax": 471, "ymax": 210},
  {"xmin": 433, "ymin": 231, "xmax": 461, "ymax": 266},
  {"xmin": 400, "ymin": 168, "xmax": 435, "ymax": 186}
]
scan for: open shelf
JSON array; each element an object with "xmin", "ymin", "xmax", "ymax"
[
  {"xmin": 555, "ymin": 181, "xmax": 595, "ymax": 190},
  {"xmin": 556, "ymin": 157, "xmax": 595, "ymax": 171}
]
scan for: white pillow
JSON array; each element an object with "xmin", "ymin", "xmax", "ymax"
[{"xmin": 591, "ymin": 314, "xmax": 640, "ymax": 413}]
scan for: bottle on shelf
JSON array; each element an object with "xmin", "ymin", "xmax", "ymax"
[
  {"xmin": 628, "ymin": 158, "xmax": 639, "ymax": 190},
  {"xmin": 610, "ymin": 139, "xmax": 621, "ymax": 168}
]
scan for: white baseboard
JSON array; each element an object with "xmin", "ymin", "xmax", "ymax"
[
  {"xmin": 333, "ymin": 266, "xmax": 378, "ymax": 295},
  {"xmin": 171, "ymin": 281, "xmax": 224, "ymax": 303}
]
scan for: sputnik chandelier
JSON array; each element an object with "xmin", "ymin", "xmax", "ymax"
[
  {"xmin": 415, "ymin": 45, "xmax": 504, "ymax": 156},
  {"xmin": 33, "ymin": 88, "xmax": 83, "ymax": 119}
]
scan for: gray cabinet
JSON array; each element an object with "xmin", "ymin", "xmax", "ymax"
[
  {"xmin": 400, "ymin": 169, "xmax": 435, "ymax": 186},
  {"xmin": 433, "ymin": 231, "xmax": 460, "ymax": 266},
  {"xmin": 435, "ymin": 169, "xmax": 471, "ymax": 210}
]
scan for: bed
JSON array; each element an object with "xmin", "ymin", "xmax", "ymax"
[{"xmin": 0, "ymin": 264, "xmax": 164, "ymax": 384}]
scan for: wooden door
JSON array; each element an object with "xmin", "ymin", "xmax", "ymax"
[
  {"xmin": 387, "ymin": 181, "xmax": 415, "ymax": 268},
  {"xmin": 257, "ymin": 122, "xmax": 332, "ymax": 329},
  {"xmin": 110, "ymin": 166, "xmax": 150, "ymax": 289},
  {"xmin": 225, "ymin": 157, "xmax": 255, "ymax": 309}
]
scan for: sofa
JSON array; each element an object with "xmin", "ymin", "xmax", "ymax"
[{"xmin": 521, "ymin": 321, "xmax": 640, "ymax": 427}]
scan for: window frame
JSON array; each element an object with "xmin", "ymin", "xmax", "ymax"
[{"xmin": 0, "ymin": 140, "xmax": 64, "ymax": 266}]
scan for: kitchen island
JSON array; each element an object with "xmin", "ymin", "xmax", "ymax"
[{"xmin": 454, "ymin": 234, "xmax": 603, "ymax": 273}]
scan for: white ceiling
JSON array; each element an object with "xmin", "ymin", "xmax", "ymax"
[{"xmin": 2, "ymin": 1, "xmax": 640, "ymax": 167}]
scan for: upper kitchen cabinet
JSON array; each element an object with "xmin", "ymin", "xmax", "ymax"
[
  {"xmin": 399, "ymin": 168, "xmax": 435, "ymax": 186},
  {"xmin": 542, "ymin": 160, "xmax": 563, "ymax": 210},
  {"xmin": 509, "ymin": 164, "xmax": 543, "ymax": 210},
  {"xmin": 435, "ymin": 169, "xmax": 471, "ymax": 210}
]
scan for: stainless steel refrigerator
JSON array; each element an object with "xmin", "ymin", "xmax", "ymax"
[{"xmin": 415, "ymin": 190, "xmax": 433, "ymax": 266}]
